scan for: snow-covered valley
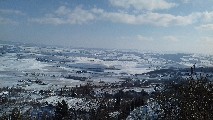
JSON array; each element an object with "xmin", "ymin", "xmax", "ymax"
[{"xmin": 0, "ymin": 42, "xmax": 213, "ymax": 119}]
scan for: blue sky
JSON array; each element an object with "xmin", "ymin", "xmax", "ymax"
[{"xmin": 0, "ymin": 0, "xmax": 213, "ymax": 54}]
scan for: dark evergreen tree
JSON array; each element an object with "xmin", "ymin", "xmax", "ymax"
[
  {"xmin": 115, "ymin": 96, "xmax": 121, "ymax": 110},
  {"xmin": 55, "ymin": 101, "xmax": 63, "ymax": 119},
  {"xmin": 55, "ymin": 100, "xmax": 69, "ymax": 120},
  {"xmin": 191, "ymin": 67, "xmax": 194, "ymax": 75},
  {"xmin": 60, "ymin": 88, "xmax": 63, "ymax": 96},
  {"xmin": 41, "ymin": 111, "xmax": 51, "ymax": 120},
  {"xmin": 61, "ymin": 100, "xmax": 68, "ymax": 117},
  {"xmin": 11, "ymin": 107, "xmax": 21, "ymax": 120},
  {"xmin": 0, "ymin": 112, "xmax": 9, "ymax": 120},
  {"xmin": 130, "ymin": 101, "xmax": 135, "ymax": 111},
  {"xmin": 124, "ymin": 104, "xmax": 131, "ymax": 118}
]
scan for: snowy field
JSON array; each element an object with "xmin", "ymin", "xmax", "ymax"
[{"xmin": 0, "ymin": 43, "xmax": 213, "ymax": 89}]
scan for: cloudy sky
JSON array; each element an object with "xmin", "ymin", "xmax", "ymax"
[{"xmin": 0, "ymin": 0, "xmax": 213, "ymax": 54}]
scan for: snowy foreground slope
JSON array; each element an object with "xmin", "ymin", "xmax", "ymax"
[{"xmin": 0, "ymin": 42, "xmax": 213, "ymax": 119}]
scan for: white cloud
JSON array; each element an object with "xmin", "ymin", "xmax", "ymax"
[
  {"xmin": 0, "ymin": 9, "xmax": 25, "ymax": 25},
  {"xmin": 196, "ymin": 24, "xmax": 213, "ymax": 31},
  {"xmin": 196, "ymin": 37, "xmax": 213, "ymax": 53},
  {"xmin": 180, "ymin": 0, "xmax": 191, "ymax": 3},
  {"xmin": 0, "ymin": 17, "xmax": 18, "ymax": 25},
  {"xmin": 30, "ymin": 6, "xmax": 196, "ymax": 26},
  {"xmin": 163, "ymin": 36, "xmax": 179, "ymax": 42},
  {"xmin": 97, "ymin": 11, "xmax": 199, "ymax": 27},
  {"xmin": 137, "ymin": 35, "xmax": 153, "ymax": 41},
  {"xmin": 30, "ymin": 6, "xmax": 95, "ymax": 25},
  {"xmin": 67, "ymin": 6, "xmax": 95, "ymax": 24},
  {"xmin": 30, "ymin": 17, "xmax": 65, "ymax": 25},
  {"xmin": 30, "ymin": 5, "xmax": 213, "ymax": 27},
  {"xmin": 0, "ymin": 9, "xmax": 25, "ymax": 15},
  {"xmin": 201, "ymin": 11, "xmax": 213, "ymax": 22},
  {"xmin": 199, "ymin": 37, "xmax": 213, "ymax": 44},
  {"xmin": 54, "ymin": 6, "xmax": 71, "ymax": 15},
  {"xmin": 109, "ymin": 0, "xmax": 177, "ymax": 11},
  {"xmin": 118, "ymin": 35, "xmax": 153, "ymax": 42},
  {"xmin": 100, "ymin": 11, "xmax": 213, "ymax": 26}
]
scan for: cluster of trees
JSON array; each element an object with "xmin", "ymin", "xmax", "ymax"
[
  {"xmin": 55, "ymin": 100, "xmax": 69, "ymax": 120},
  {"xmin": 93, "ymin": 90, "xmax": 147, "ymax": 119},
  {"xmin": 53, "ymin": 97, "xmax": 145, "ymax": 120},
  {"xmin": 0, "ymin": 86, "xmax": 148, "ymax": 119},
  {"xmin": 0, "ymin": 100, "xmax": 68, "ymax": 120},
  {"xmin": 154, "ymin": 78, "xmax": 213, "ymax": 119},
  {"xmin": 0, "ymin": 107, "xmax": 21, "ymax": 120},
  {"xmin": 3, "ymin": 78, "xmax": 212, "ymax": 119}
]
